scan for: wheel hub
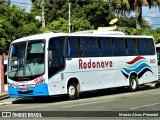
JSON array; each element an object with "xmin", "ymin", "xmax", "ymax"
[
  {"xmin": 68, "ymin": 85, "xmax": 75, "ymax": 96},
  {"xmin": 131, "ymin": 79, "xmax": 137, "ymax": 89}
]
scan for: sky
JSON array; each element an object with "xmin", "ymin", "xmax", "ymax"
[
  {"xmin": 10, "ymin": 0, "xmax": 160, "ymax": 30},
  {"xmin": 10, "ymin": 0, "xmax": 31, "ymax": 13},
  {"xmin": 143, "ymin": 6, "xmax": 160, "ymax": 29},
  {"xmin": 129, "ymin": 6, "xmax": 160, "ymax": 30}
]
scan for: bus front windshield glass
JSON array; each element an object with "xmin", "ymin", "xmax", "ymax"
[{"xmin": 8, "ymin": 40, "xmax": 45, "ymax": 81}]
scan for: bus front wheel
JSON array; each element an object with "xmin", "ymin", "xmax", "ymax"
[
  {"xmin": 67, "ymin": 82, "xmax": 78, "ymax": 100},
  {"xmin": 129, "ymin": 76, "xmax": 138, "ymax": 92}
]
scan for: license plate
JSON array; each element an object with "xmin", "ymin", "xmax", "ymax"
[{"xmin": 21, "ymin": 88, "xmax": 28, "ymax": 92}]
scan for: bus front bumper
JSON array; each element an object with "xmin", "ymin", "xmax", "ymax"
[{"xmin": 8, "ymin": 83, "xmax": 49, "ymax": 98}]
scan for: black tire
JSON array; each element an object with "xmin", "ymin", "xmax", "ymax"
[
  {"xmin": 155, "ymin": 83, "xmax": 160, "ymax": 88},
  {"xmin": 67, "ymin": 82, "xmax": 78, "ymax": 100},
  {"xmin": 129, "ymin": 76, "xmax": 138, "ymax": 92}
]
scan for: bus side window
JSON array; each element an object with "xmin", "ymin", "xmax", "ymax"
[
  {"xmin": 67, "ymin": 39, "xmax": 71, "ymax": 57},
  {"xmin": 81, "ymin": 37, "xmax": 89, "ymax": 56},
  {"xmin": 98, "ymin": 38, "xmax": 102, "ymax": 56},
  {"xmin": 138, "ymin": 38, "xmax": 149, "ymax": 55},
  {"xmin": 67, "ymin": 37, "xmax": 81, "ymax": 57},
  {"xmin": 148, "ymin": 38, "xmax": 155, "ymax": 55},
  {"xmin": 125, "ymin": 39, "xmax": 129, "ymax": 55},
  {"xmin": 99, "ymin": 38, "xmax": 113, "ymax": 56},
  {"xmin": 48, "ymin": 37, "xmax": 65, "ymax": 78},
  {"xmin": 113, "ymin": 38, "xmax": 126, "ymax": 56},
  {"xmin": 91, "ymin": 38, "xmax": 99, "ymax": 56},
  {"xmin": 127, "ymin": 38, "xmax": 138, "ymax": 55},
  {"xmin": 79, "ymin": 39, "xmax": 83, "ymax": 56},
  {"xmin": 81, "ymin": 37, "xmax": 99, "ymax": 57}
]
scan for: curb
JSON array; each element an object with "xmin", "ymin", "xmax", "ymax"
[
  {"xmin": 0, "ymin": 101, "xmax": 12, "ymax": 106},
  {"xmin": 0, "ymin": 96, "xmax": 9, "ymax": 101},
  {"xmin": 145, "ymin": 83, "xmax": 156, "ymax": 88}
]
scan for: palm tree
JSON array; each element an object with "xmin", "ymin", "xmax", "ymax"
[
  {"xmin": 105, "ymin": 0, "xmax": 160, "ymax": 29},
  {"xmin": 134, "ymin": 0, "xmax": 148, "ymax": 29}
]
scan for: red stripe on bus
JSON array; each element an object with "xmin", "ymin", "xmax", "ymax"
[{"xmin": 126, "ymin": 56, "xmax": 145, "ymax": 65}]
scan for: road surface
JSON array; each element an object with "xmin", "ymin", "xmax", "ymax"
[{"xmin": 0, "ymin": 85, "xmax": 160, "ymax": 119}]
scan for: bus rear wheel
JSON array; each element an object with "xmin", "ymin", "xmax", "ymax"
[
  {"xmin": 67, "ymin": 82, "xmax": 78, "ymax": 100},
  {"xmin": 129, "ymin": 76, "xmax": 138, "ymax": 92}
]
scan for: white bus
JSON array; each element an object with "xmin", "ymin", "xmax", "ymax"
[{"xmin": 7, "ymin": 31, "xmax": 158, "ymax": 100}]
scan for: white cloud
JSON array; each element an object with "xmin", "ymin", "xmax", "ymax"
[{"xmin": 11, "ymin": 0, "xmax": 32, "ymax": 12}]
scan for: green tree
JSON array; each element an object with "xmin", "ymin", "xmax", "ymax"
[
  {"xmin": 0, "ymin": 2, "xmax": 40, "ymax": 54},
  {"xmin": 16, "ymin": 23, "xmax": 40, "ymax": 38},
  {"xmin": 31, "ymin": 0, "xmax": 67, "ymax": 24},
  {"xmin": 117, "ymin": 16, "xmax": 151, "ymax": 29},
  {"xmin": 0, "ymin": 19, "xmax": 6, "ymax": 53},
  {"xmin": 80, "ymin": 1, "xmax": 114, "ymax": 29},
  {"xmin": 47, "ymin": 18, "xmax": 68, "ymax": 32},
  {"xmin": 72, "ymin": 18, "xmax": 94, "ymax": 32},
  {"xmin": 31, "ymin": 0, "xmax": 115, "ymax": 32},
  {"xmin": 122, "ymin": 27, "xmax": 160, "ymax": 43}
]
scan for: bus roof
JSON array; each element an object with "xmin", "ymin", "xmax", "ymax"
[
  {"xmin": 11, "ymin": 31, "xmax": 154, "ymax": 43},
  {"xmin": 73, "ymin": 30, "xmax": 125, "ymax": 35}
]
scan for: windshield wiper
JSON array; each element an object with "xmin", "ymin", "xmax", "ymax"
[
  {"xmin": 28, "ymin": 64, "xmax": 33, "ymax": 76},
  {"xmin": 14, "ymin": 65, "xmax": 24, "ymax": 77},
  {"xmin": 14, "ymin": 69, "xmax": 19, "ymax": 77}
]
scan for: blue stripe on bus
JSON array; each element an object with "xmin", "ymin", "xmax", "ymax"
[{"xmin": 8, "ymin": 83, "xmax": 49, "ymax": 98}]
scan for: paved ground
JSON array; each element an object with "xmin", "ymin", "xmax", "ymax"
[
  {"xmin": 0, "ymin": 82, "xmax": 159, "ymax": 106},
  {"xmin": 0, "ymin": 84, "xmax": 160, "ymax": 120},
  {"xmin": 0, "ymin": 92, "xmax": 17, "ymax": 105},
  {"xmin": 0, "ymin": 82, "xmax": 160, "ymax": 120}
]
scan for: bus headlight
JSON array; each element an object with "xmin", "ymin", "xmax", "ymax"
[
  {"xmin": 8, "ymin": 83, "xmax": 17, "ymax": 88},
  {"xmin": 35, "ymin": 79, "xmax": 45, "ymax": 86}
]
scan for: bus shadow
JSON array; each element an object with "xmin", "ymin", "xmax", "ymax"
[
  {"xmin": 12, "ymin": 95, "xmax": 67, "ymax": 104},
  {"xmin": 12, "ymin": 85, "xmax": 160, "ymax": 104},
  {"xmin": 79, "ymin": 85, "xmax": 158, "ymax": 99}
]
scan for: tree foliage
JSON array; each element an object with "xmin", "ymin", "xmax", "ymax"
[
  {"xmin": 31, "ymin": 0, "xmax": 115, "ymax": 32},
  {"xmin": 122, "ymin": 27, "xmax": 160, "ymax": 43},
  {"xmin": 47, "ymin": 18, "xmax": 68, "ymax": 33},
  {"xmin": 105, "ymin": 0, "xmax": 160, "ymax": 29},
  {"xmin": 0, "ymin": 2, "xmax": 40, "ymax": 54},
  {"xmin": 0, "ymin": 0, "xmax": 160, "ymax": 54},
  {"xmin": 117, "ymin": 16, "xmax": 151, "ymax": 29}
]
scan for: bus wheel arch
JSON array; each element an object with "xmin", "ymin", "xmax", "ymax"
[
  {"xmin": 67, "ymin": 78, "xmax": 80, "ymax": 100},
  {"xmin": 129, "ymin": 73, "xmax": 139, "ymax": 92}
]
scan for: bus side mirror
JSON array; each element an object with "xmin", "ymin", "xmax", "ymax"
[{"xmin": 49, "ymin": 51, "xmax": 52, "ymax": 61}]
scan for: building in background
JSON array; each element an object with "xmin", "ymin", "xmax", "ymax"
[{"xmin": 0, "ymin": 55, "xmax": 8, "ymax": 92}]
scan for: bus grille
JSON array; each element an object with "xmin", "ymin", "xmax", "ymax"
[{"xmin": 17, "ymin": 84, "xmax": 35, "ymax": 88}]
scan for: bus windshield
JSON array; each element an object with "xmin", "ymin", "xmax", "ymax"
[{"xmin": 8, "ymin": 40, "xmax": 45, "ymax": 81}]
